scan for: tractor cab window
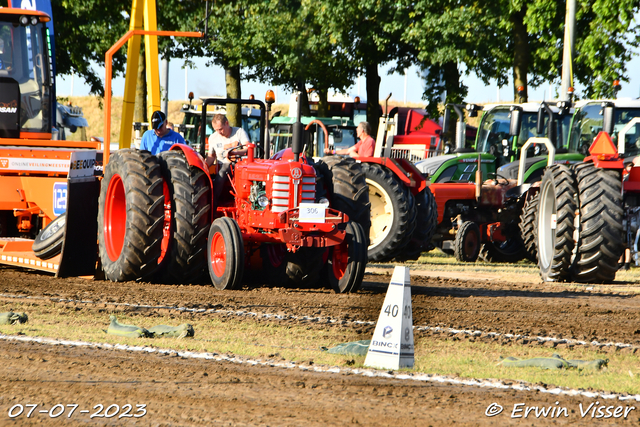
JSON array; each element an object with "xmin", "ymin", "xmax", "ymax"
[
  {"xmin": 614, "ymin": 108, "xmax": 640, "ymax": 158},
  {"xmin": 569, "ymin": 105, "xmax": 640, "ymax": 157},
  {"xmin": 569, "ymin": 104, "xmax": 603, "ymax": 154},
  {"xmin": 478, "ymin": 107, "xmax": 571, "ymax": 166},
  {"xmin": 0, "ymin": 17, "xmax": 51, "ymax": 134}
]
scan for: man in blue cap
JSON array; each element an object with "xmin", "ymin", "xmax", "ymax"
[{"xmin": 140, "ymin": 110, "xmax": 186, "ymax": 155}]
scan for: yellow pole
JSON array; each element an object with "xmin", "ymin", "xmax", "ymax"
[
  {"xmin": 119, "ymin": 0, "xmax": 144, "ymax": 149},
  {"xmin": 144, "ymin": 0, "xmax": 161, "ymax": 122}
]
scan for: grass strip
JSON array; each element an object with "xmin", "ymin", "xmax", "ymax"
[{"xmin": 2, "ymin": 301, "xmax": 640, "ymax": 395}]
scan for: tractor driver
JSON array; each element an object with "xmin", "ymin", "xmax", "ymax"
[
  {"xmin": 140, "ymin": 110, "xmax": 186, "ymax": 155},
  {"xmin": 206, "ymin": 114, "xmax": 250, "ymax": 204},
  {"xmin": 324, "ymin": 121, "xmax": 375, "ymax": 158}
]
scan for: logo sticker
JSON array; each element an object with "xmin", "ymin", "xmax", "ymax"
[
  {"xmin": 383, "ymin": 326, "xmax": 393, "ymax": 339},
  {"xmin": 291, "ymin": 167, "xmax": 302, "ymax": 179},
  {"xmin": 53, "ymin": 182, "xmax": 67, "ymax": 216}
]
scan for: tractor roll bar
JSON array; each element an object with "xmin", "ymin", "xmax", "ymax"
[{"xmin": 199, "ymin": 98, "xmax": 266, "ymax": 159}]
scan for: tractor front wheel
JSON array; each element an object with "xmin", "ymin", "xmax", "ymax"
[
  {"xmin": 207, "ymin": 217, "xmax": 244, "ymax": 290},
  {"xmin": 454, "ymin": 221, "xmax": 480, "ymax": 263},
  {"xmin": 98, "ymin": 149, "xmax": 164, "ymax": 281},
  {"xmin": 326, "ymin": 222, "xmax": 367, "ymax": 293}
]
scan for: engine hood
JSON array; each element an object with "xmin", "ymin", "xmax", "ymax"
[
  {"xmin": 414, "ymin": 154, "xmax": 457, "ymax": 176},
  {"xmin": 498, "ymin": 156, "xmax": 547, "ymax": 180}
]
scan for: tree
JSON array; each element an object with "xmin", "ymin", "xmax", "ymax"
[{"xmin": 51, "ymin": 0, "xmax": 131, "ymax": 97}]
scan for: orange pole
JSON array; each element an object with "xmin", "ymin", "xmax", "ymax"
[{"xmin": 104, "ymin": 30, "xmax": 202, "ymax": 165}]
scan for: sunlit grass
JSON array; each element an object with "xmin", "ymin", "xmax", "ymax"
[{"xmin": 2, "ymin": 301, "xmax": 639, "ymax": 395}]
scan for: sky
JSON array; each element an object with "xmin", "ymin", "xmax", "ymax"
[{"xmin": 55, "ymin": 54, "xmax": 640, "ymax": 108}]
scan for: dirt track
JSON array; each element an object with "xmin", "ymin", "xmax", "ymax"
[{"xmin": 2, "ymin": 264, "xmax": 640, "ymax": 426}]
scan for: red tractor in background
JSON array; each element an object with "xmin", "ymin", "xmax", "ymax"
[{"xmin": 98, "ymin": 96, "xmax": 368, "ymax": 293}]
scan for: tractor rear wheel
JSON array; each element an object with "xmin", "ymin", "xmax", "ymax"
[
  {"xmin": 519, "ymin": 191, "xmax": 539, "ymax": 262},
  {"xmin": 313, "ymin": 156, "xmax": 370, "ymax": 240},
  {"xmin": 33, "ymin": 213, "xmax": 65, "ymax": 260},
  {"xmin": 98, "ymin": 149, "xmax": 164, "ymax": 281},
  {"xmin": 479, "ymin": 236, "xmax": 526, "ymax": 263},
  {"xmin": 396, "ymin": 187, "xmax": 438, "ymax": 261},
  {"xmin": 454, "ymin": 221, "xmax": 480, "ymax": 262},
  {"xmin": 571, "ymin": 163, "xmax": 624, "ymax": 283},
  {"xmin": 260, "ymin": 244, "xmax": 325, "ymax": 288},
  {"xmin": 537, "ymin": 164, "xmax": 577, "ymax": 282},
  {"xmin": 326, "ymin": 222, "xmax": 367, "ymax": 293},
  {"xmin": 361, "ymin": 162, "xmax": 416, "ymax": 262},
  {"xmin": 207, "ymin": 217, "xmax": 244, "ymax": 290},
  {"xmin": 156, "ymin": 150, "xmax": 211, "ymax": 284}
]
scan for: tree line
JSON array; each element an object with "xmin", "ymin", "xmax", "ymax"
[{"xmin": 42, "ymin": 0, "xmax": 640, "ymax": 130}]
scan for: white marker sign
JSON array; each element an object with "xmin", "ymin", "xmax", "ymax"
[
  {"xmin": 298, "ymin": 202, "xmax": 326, "ymax": 223},
  {"xmin": 364, "ymin": 266, "xmax": 414, "ymax": 370}
]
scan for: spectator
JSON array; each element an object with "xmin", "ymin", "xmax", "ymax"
[
  {"xmin": 140, "ymin": 111, "xmax": 185, "ymax": 155},
  {"xmin": 166, "ymin": 121, "xmax": 174, "ymax": 131},
  {"xmin": 325, "ymin": 121, "xmax": 375, "ymax": 158},
  {"xmin": 206, "ymin": 114, "xmax": 250, "ymax": 204}
]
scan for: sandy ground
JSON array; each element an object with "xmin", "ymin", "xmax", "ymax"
[{"xmin": 1, "ymin": 264, "xmax": 640, "ymax": 426}]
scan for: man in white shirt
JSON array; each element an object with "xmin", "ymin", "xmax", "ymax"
[{"xmin": 206, "ymin": 114, "xmax": 250, "ymax": 205}]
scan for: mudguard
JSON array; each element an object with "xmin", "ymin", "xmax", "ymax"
[{"xmin": 56, "ymin": 176, "xmax": 100, "ymax": 278}]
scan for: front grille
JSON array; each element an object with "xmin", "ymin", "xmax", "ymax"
[{"xmin": 271, "ymin": 174, "xmax": 316, "ymax": 213}]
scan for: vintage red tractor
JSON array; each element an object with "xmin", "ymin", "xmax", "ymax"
[{"xmin": 97, "ymin": 96, "xmax": 368, "ymax": 293}]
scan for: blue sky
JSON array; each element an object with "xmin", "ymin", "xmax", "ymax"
[{"xmin": 56, "ymin": 54, "xmax": 640, "ymax": 107}]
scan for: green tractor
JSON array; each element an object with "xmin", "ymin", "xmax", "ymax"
[{"xmin": 414, "ymin": 102, "xmax": 573, "ymax": 184}]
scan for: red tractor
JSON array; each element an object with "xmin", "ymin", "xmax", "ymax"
[{"xmin": 97, "ymin": 96, "xmax": 368, "ymax": 293}]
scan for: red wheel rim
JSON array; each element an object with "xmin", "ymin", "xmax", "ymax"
[
  {"xmin": 210, "ymin": 231, "xmax": 227, "ymax": 277},
  {"xmin": 267, "ymin": 244, "xmax": 286, "ymax": 268},
  {"xmin": 332, "ymin": 241, "xmax": 349, "ymax": 280},
  {"xmin": 104, "ymin": 174, "xmax": 126, "ymax": 262},
  {"xmin": 158, "ymin": 181, "xmax": 172, "ymax": 264},
  {"xmin": 464, "ymin": 229, "xmax": 479, "ymax": 258}
]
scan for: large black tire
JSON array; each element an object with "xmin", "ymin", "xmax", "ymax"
[
  {"xmin": 519, "ymin": 191, "xmax": 539, "ymax": 262},
  {"xmin": 326, "ymin": 222, "xmax": 368, "ymax": 293},
  {"xmin": 478, "ymin": 235, "xmax": 526, "ymax": 263},
  {"xmin": 261, "ymin": 244, "xmax": 288, "ymax": 286},
  {"xmin": 207, "ymin": 217, "xmax": 244, "ymax": 290},
  {"xmin": 156, "ymin": 150, "xmax": 211, "ymax": 284},
  {"xmin": 260, "ymin": 244, "xmax": 325, "ymax": 288},
  {"xmin": 571, "ymin": 163, "xmax": 624, "ymax": 283},
  {"xmin": 396, "ymin": 187, "xmax": 438, "ymax": 261},
  {"xmin": 454, "ymin": 221, "xmax": 480, "ymax": 262},
  {"xmin": 314, "ymin": 157, "xmax": 370, "ymax": 241},
  {"xmin": 33, "ymin": 213, "xmax": 65, "ymax": 260},
  {"xmin": 361, "ymin": 162, "xmax": 416, "ymax": 262},
  {"xmin": 98, "ymin": 149, "xmax": 165, "ymax": 282},
  {"xmin": 537, "ymin": 164, "xmax": 577, "ymax": 282}
]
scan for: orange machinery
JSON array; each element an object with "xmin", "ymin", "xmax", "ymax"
[{"xmin": 0, "ymin": 8, "xmax": 101, "ymax": 276}]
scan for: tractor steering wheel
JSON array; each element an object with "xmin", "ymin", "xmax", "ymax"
[{"xmin": 227, "ymin": 144, "xmax": 247, "ymax": 164}]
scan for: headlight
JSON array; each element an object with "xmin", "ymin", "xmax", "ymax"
[
  {"xmin": 258, "ymin": 195, "xmax": 270, "ymax": 207},
  {"xmin": 318, "ymin": 197, "xmax": 330, "ymax": 206}
]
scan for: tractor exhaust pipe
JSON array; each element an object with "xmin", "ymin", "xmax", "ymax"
[{"xmin": 292, "ymin": 92, "xmax": 304, "ymax": 162}]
